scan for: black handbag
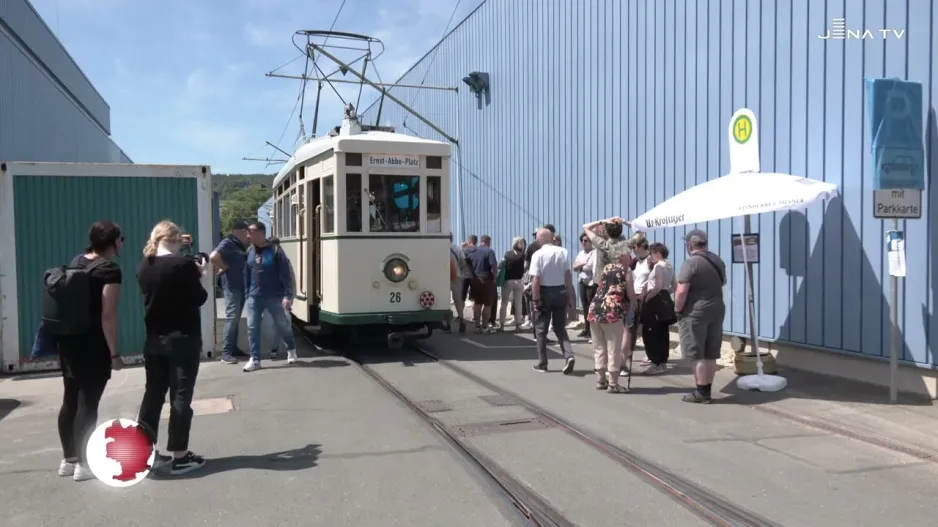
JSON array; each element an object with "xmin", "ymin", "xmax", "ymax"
[{"xmin": 642, "ymin": 291, "xmax": 677, "ymax": 326}]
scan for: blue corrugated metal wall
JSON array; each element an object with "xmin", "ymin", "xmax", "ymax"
[
  {"xmin": 362, "ymin": 0, "xmax": 938, "ymax": 367},
  {"xmin": 0, "ymin": 0, "xmax": 130, "ymax": 163}
]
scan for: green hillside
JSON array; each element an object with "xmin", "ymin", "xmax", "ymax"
[{"xmin": 213, "ymin": 173, "xmax": 275, "ymax": 233}]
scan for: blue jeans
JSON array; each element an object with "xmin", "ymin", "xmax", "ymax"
[
  {"xmin": 222, "ymin": 288, "xmax": 245, "ymax": 358},
  {"xmin": 246, "ymin": 296, "xmax": 296, "ymax": 361}
]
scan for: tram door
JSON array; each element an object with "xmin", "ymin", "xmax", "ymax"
[{"xmin": 308, "ymin": 179, "xmax": 322, "ymax": 324}]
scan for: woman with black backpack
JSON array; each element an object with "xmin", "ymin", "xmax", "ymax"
[{"xmin": 52, "ymin": 220, "xmax": 125, "ymax": 482}]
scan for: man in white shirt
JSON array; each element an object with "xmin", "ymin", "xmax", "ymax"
[
  {"xmin": 573, "ymin": 234, "xmax": 597, "ymax": 340},
  {"xmin": 629, "ymin": 237, "xmax": 651, "ymax": 359},
  {"xmin": 529, "ymin": 228, "xmax": 576, "ymax": 374}
]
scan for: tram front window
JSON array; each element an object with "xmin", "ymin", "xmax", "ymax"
[{"xmin": 368, "ymin": 174, "xmax": 420, "ymax": 233}]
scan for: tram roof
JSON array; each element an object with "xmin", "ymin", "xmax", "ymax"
[{"xmin": 273, "ymin": 129, "xmax": 451, "ymax": 188}]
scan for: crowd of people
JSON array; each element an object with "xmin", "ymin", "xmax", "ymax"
[
  {"xmin": 448, "ymin": 218, "xmax": 727, "ymax": 401},
  {"xmin": 40, "ymin": 210, "xmax": 726, "ymax": 483}
]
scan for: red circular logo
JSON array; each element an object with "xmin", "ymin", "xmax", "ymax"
[{"xmin": 419, "ymin": 291, "xmax": 435, "ymax": 309}]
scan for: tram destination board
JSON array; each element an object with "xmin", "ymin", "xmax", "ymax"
[{"xmin": 873, "ymin": 189, "xmax": 922, "ymax": 219}]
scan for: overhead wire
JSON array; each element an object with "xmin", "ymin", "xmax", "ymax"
[
  {"xmin": 305, "ymin": 0, "xmax": 348, "ymax": 133},
  {"xmin": 402, "ymin": 123, "xmax": 545, "ymax": 226},
  {"xmin": 269, "ymin": 54, "xmax": 306, "ymax": 74},
  {"xmin": 272, "ymin": 0, "xmax": 347, "ymax": 163},
  {"xmin": 402, "ymin": 0, "xmax": 462, "ymax": 128}
]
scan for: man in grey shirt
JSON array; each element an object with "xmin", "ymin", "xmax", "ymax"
[{"xmin": 674, "ymin": 229, "xmax": 727, "ymax": 404}]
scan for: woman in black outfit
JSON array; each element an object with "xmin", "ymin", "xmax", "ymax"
[
  {"xmin": 498, "ymin": 236, "xmax": 527, "ymax": 330},
  {"xmin": 56, "ymin": 220, "xmax": 125, "ymax": 482},
  {"xmin": 136, "ymin": 220, "xmax": 209, "ymax": 475}
]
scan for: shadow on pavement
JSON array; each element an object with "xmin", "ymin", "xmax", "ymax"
[
  {"xmin": 0, "ymin": 399, "xmax": 22, "ymax": 422},
  {"xmin": 150, "ymin": 443, "xmax": 321, "ymax": 480},
  {"xmin": 422, "ymin": 329, "xmax": 938, "ymax": 409}
]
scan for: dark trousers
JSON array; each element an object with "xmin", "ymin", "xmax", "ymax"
[
  {"xmin": 642, "ymin": 320, "xmax": 671, "ymax": 365},
  {"xmin": 461, "ymin": 278, "xmax": 472, "ymax": 306},
  {"xmin": 577, "ymin": 281, "xmax": 598, "ymax": 335},
  {"xmin": 137, "ymin": 334, "xmax": 202, "ymax": 453},
  {"xmin": 524, "ymin": 286, "xmax": 537, "ymax": 336},
  {"xmin": 58, "ymin": 376, "xmax": 108, "ymax": 461},
  {"xmin": 534, "ymin": 286, "xmax": 573, "ymax": 367},
  {"xmin": 629, "ymin": 302, "xmax": 642, "ymax": 351}
]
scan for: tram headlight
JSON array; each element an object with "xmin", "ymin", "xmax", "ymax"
[{"xmin": 383, "ymin": 258, "xmax": 409, "ymax": 283}]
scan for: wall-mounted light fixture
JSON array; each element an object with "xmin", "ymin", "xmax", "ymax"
[{"xmin": 462, "ymin": 71, "xmax": 490, "ymax": 109}]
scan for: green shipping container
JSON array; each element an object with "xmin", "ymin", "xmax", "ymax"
[{"xmin": 0, "ymin": 162, "xmax": 215, "ymax": 373}]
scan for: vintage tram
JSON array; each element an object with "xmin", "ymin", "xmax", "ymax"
[{"xmin": 269, "ymin": 106, "xmax": 453, "ymax": 347}]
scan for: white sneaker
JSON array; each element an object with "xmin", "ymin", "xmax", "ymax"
[
  {"xmin": 520, "ymin": 321, "xmax": 533, "ymax": 330},
  {"xmin": 73, "ymin": 463, "xmax": 94, "ymax": 482},
  {"xmin": 242, "ymin": 358, "xmax": 261, "ymax": 372},
  {"xmin": 286, "ymin": 349, "xmax": 297, "ymax": 364},
  {"xmin": 58, "ymin": 459, "xmax": 76, "ymax": 476}
]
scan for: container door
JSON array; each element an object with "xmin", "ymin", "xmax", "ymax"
[{"xmin": 10, "ymin": 169, "xmax": 203, "ymax": 372}]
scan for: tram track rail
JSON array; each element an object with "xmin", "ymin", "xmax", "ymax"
[
  {"xmin": 297, "ymin": 326, "xmax": 777, "ymax": 527},
  {"xmin": 296, "ymin": 330, "xmax": 575, "ymax": 527},
  {"xmin": 406, "ymin": 344, "xmax": 781, "ymax": 527}
]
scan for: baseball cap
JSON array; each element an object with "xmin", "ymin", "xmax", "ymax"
[
  {"xmin": 232, "ymin": 220, "xmax": 249, "ymax": 231},
  {"xmin": 685, "ymin": 229, "xmax": 708, "ymax": 245}
]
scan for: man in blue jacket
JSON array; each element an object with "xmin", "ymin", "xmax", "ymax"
[
  {"xmin": 242, "ymin": 222, "xmax": 297, "ymax": 372},
  {"xmin": 210, "ymin": 220, "xmax": 250, "ymax": 364}
]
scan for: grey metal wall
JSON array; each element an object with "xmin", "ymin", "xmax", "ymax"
[
  {"xmin": 362, "ymin": 0, "xmax": 938, "ymax": 367},
  {"xmin": 0, "ymin": 0, "xmax": 130, "ymax": 163}
]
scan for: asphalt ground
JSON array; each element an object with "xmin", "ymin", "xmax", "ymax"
[
  {"xmin": 0, "ymin": 338, "xmax": 518, "ymax": 527},
  {"xmin": 414, "ymin": 329, "xmax": 938, "ymax": 527},
  {"xmin": 3, "ymin": 326, "xmax": 938, "ymax": 526}
]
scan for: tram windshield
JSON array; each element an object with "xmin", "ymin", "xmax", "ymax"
[{"xmin": 368, "ymin": 174, "xmax": 420, "ymax": 232}]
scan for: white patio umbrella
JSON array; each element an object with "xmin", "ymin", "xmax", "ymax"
[
  {"xmin": 629, "ymin": 171, "xmax": 839, "ymax": 392},
  {"xmin": 629, "ymin": 172, "xmax": 839, "ymax": 231}
]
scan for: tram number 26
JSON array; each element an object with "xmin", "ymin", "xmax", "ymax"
[{"xmin": 389, "ymin": 292, "xmax": 401, "ymax": 303}]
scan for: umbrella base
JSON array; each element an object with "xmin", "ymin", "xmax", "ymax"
[
  {"xmin": 734, "ymin": 352, "xmax": 778, "ymax": 375},
  {"xmin": 736, "ymin": 373, "xmax": 788, "ymax": 392}
]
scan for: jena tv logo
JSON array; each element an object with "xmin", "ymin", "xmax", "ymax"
[{"xmin": 85, "ymin": 418, "xmax": 156, "ymax": 487}]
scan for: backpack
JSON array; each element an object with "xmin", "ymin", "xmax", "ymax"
[{"xmin": 41, "ymin": 256, "xmax": 109, "ymax": 336}]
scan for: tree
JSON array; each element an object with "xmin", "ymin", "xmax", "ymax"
[{"xmin": 219, "ymin": 185, "xmax": 273, "ymax": 233}]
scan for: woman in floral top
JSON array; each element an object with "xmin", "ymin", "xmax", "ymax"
[{"xmin": 587, "ymin": 251, "xmax": 636, "ymax": 393}]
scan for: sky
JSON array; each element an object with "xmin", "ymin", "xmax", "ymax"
[{"xmin": 30, "ymin": 0, "xmax": 480, "ymax": 174}]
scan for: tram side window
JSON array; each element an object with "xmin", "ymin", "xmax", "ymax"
[
  {"xmin": 299, "ymin": 184, "xmax": 305, "ymax": 237},
  {"xmin": 322, "ymin": 175, "xmax": 335, "ymax": 234},
  {"xmin": 290, "ymin": 189, "xmax": 298, "ymax": 237},
  {"xmin": 276, "ymin": 199, "xmax": 283, "ymax": 236},
  {"xmin": 426, "ymin": 176, "xmax": 442, "ymax": 233},
  {"xmin": 346, "ymin": 174, "xmax": 362, "ymax": 232},
  {"xmin": 280, "ymin": 198, "xmax": 287, "ymax": 237},
  {"xmin": 368, "ymin": 174, "xmax": 420, "ymax": 233}
]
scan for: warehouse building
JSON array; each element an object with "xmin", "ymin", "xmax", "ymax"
[
  {"xmin": 362, "ymin": 0, "xmax": 938, "ymax": 396},
  {"xmin": 0, "ymin": 0, "xmax": 130, "ymax": 163}
]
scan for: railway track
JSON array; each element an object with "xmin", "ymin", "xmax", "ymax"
[{"xmin": 298, "ymin": 328, "xmax": 778, "ymax": 527}]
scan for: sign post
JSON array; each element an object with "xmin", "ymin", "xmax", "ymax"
[
  {"xmin": 727, "ymin": 108, "xmax": 762, "ymax": 363},
  {"xmin": 865, "ymin": 77, "xmax": 925, "ymax": 404}
]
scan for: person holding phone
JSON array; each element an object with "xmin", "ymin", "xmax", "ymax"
[{"xmin": 135, "ymin": 220, "xmax": 209, "ymax": 475}]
